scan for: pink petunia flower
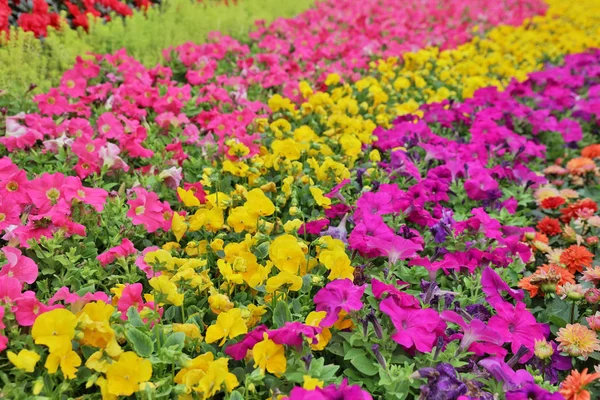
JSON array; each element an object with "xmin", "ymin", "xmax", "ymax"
[
  {"xmin": 126, "ymin": 187, "xmax": 168, "ymax": 233},
  {"xmin": 97, "ymin": 238, "xmax": 137, "ymax": 267},
  {"xmin": 0, "ymin": 246, "xmax": 38, "ymax": 284}
]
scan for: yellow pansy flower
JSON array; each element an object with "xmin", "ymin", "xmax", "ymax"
[
  {"xmin": 253, "ymin": 333, "xmax": 286, "ymax": 376},
  {"xmin": 205, "ymin": 308, "xmax": 248, "ymax": 346},
  {"xmin": 105, "ymin": 352, "xmax": 152, "ymax": 396},
  {"xmin": 32, "ymin": 309, "xmax": 77, "ymax": 354},
  {"xmin": 7, "ymin": 349, "xmax": 40, "ymax": 372}
]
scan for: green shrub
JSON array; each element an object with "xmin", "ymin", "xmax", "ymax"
[{"xmin": 0, "ymin": 0, "xmax": 315, "ymax": 112}]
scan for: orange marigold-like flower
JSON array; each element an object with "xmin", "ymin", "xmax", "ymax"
[
  {"xmin": 582, "ymin": 144, "xmax": 600, "ymax": 159},
  {"xmin": 560, "ymin": 199, "xmax": 599, "ymax": 223},
  {"xmin": 541, "ymin": 196, "xmax": 566, "ymax": 210},
  {"xmin": 536, "ymin": 217, "xmax": 562, "ymax": 236},
  {"xmin": 560, "ymin": 245, "xmax": 594, "ymax": 274},
  {"xmin": 518, "ymin": 264, "xmax": 575, "ymax": 298},
  {"xmin": 556, "ymin": 324, "xmax": 600, "ymax": 359},
  {"xmin": 560, "ymin": 368, "xmax": 600, "ymax": 400},
  {"xmin": 566, "ymin": 157, "xmax": 596, "ymax": 175}
]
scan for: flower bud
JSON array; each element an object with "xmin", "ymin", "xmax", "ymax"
[
  {"xmin": 524, "ymin": 232, "xmax": 536, "ymax": 240},
  {"xmin": 534, "ymin": 339, "xmax": 554, "ymax": 360},
  {"xmin": 587, "ymin": 236, "xmax": 599, "ymax": 246}
]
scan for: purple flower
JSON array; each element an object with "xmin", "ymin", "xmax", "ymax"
[
  {"xmin": 321, "ymin": 213, "xmax": 349, "ymax": 243},
  {"xmin": 417, "ymin": 363, "xmax": 468, "ymax": 400},
  {"xmin": 479, "ymin": 356, "xmax": 534, "ymax": 391}
]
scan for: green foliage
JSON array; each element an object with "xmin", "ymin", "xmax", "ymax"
[{"xmin": 0, "ymin": 0, "xmax": 315, "ymax": 112}]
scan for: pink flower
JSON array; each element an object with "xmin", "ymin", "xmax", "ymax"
[
  {"xmin": 96, "ymin": 112, "xmax": 124, "ymax": 139},
  {"xmin": 0, "ymin": 275, "xmax": 23, "ymax": 304},
  {"xmin": 0, "ymin": 246, "xmax": 38, "ymax": 284},
  {"xmin": 34, "ymin": 88, "xmax": 70, "ymax": 115},
  {"xmin": 59, "ymin": 69, "xmax": 88, "ymax": 98},
  {"xmin": 0, "ymin": 200, "xmax": 23, "ymax": 231},
  {"xmin": 135, "ymin": 246, "xmax": 161, "ymax": 278},
  {"xmin": 380, "ymin": 300, "xmax": 443, "ymax": 353},
  {"xmin": 314, "ymin": 279, "xmax": 365, "ymax": 327},
  {"xmin": 365, "ymin": 235, "xmax": 422, "ymax": 264},
  {"xmin": 28, "ymin": 172, "xmax": 66, "ymax": 208},
  {"xmin": 63, "ymin": 176, "xmax": 108, "ymax": 212},
  {"xmin": 116, "ymin": 283, "xmax": 148, "ymax": 320},
  {"xmin": 48, "ymin": 286, "xmax": 109, "ymax": 306},
  {"xmin": 0, "ymin": 169, "xmax": 30, "ymax": 205},
  {"xmin": 127, "ymin": 187, "xmax": 168, "ymax": 233},
  {"xmin": 0, "ymin": 307, "xmax": 7, "ymax": 351},
  {"xmin": 97, "ymin": 238, "xmax": 137, "ymax": 267},
  {"xmin": 14, "ymin": 291, "xmax": 61, "ymax": 326}
]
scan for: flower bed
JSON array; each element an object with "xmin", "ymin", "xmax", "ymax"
[{"xmin": 1, "ymin": 0, "xmax": 600, "ymax": 398}]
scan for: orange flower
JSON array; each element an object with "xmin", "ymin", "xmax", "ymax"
[
  {"xmin": 560, "ymin": 368, "xmax": 600, "ymax": 400},
  {"xmin": 582, "ymin": 144, "xmax": 600, "ymax": 159},
  {"xmin": 560, "ymin": 245, "xmax": 594, "ymax": 274},
  {"xmin": 566, "ymin": 157, "xmax": 595, "ymax": 175},
  {"xmin": 518, "ymin": 264, "xmax": 575, "ymax": 298}
]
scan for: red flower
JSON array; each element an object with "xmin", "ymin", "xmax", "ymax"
[
  {"xmin": 541, "ymin": 196, "xmax": 566, "ymax": 210},
  {"xmin": 536, "ymin": 217, "xmax": 562, "ymax": 236},
  {"xmin": 560, "ymin": 198, "xmax": 598, "ymax": 223}
]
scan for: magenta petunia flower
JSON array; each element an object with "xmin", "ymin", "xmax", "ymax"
[
  {"xmin": 225, "ymin": 325, "xmax": 269, "ymax": 360},
  {"xmin": 488, "ymin": 302, "xmax": 546, "ymax": 362},
  {"xmin": 441, "ymin": 310, "xmax": 507, "ymax": 357},
  {"xmin": 287, "ymin": 379, "xmax": 372, "ymax": 400},
  {"xmin": 481, "ymin": 267, "xmax": 524, "ymax": 309},
  {"xmin": 380, "ymin": 299, "xmax": 443, "ymax": 353},
  {"xmin": 314, "ymin": 279, "xmax": 365, "ymax": 328}
]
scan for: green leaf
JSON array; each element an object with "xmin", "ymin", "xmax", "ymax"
[
  {"xmin": 126, "ymin": 307, "xmax": 146, "ymax": 328},
  {"xmin": 350, "ymin": 355, "xmax": 379, "ymax": 376},
  {"xmin": 126, "ymin": 327, "xmax": 154, "ymax": 357},
  {"xmin": 273, "ymin": 301, "xmax": 292, "ymax": 328},
  {"xmin": 229, "ymin": 391, "xmax": 244, "ymax": 400},
  {"xmin": 344, "ymin": 348, "xmax": 366, "ymax": 361},
  {"xmin": 163, "ymin": 332, "xmax": 186, "ymax": 351}
]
